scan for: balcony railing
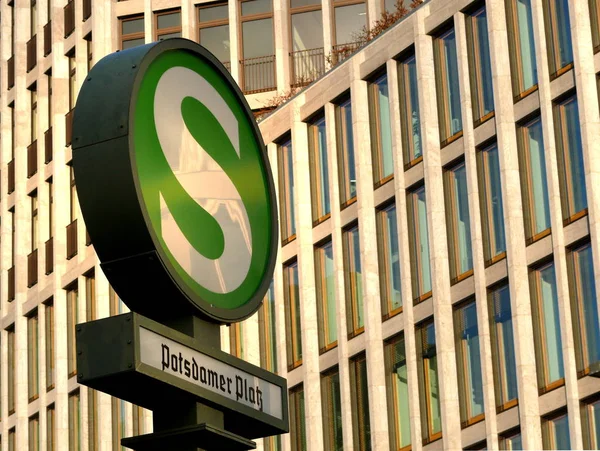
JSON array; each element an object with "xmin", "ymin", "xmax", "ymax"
[
  {"xmin": 7, "ymin": 266, "xmax": 15, "ymax": 301},
  {"xmin": 66, "ymin": 109, "xmax": 74, "ymax": 147},
  {"xmin": 240, "ymin": 55, "xmax": 276, "ymax": 94},
  {"xmin": 64, "ymin": 0, "xmax": 75, "ymax": 38},
  {"xmin": 7, "ymin": 55, "xmax": 14, "ymax": 89},
  {"xmin": 27, "ymin": 140, "xmax": 38, "ymax": 178},
  {"xmin": 45, "ymin": 127, "xmax": 53, "ymax": 163},
  {"xmin": 331, "ymin": 42, "xmax": 362, "ymax": 65},
  {"xmin": 45, "ymin": 238, "xmax": 54, "ymax": 275},
  {"xmin": 44, "ymin": 21, "xmax": 52, "ymax": 56},
  {"xmin": 27, "ymin": 34, "xmax": 37, "ymax": 72},
  {"xmin": 290, "ymin": 47, "xmax": 325, "ymax": 88},
  {"xmin": 83, "ymin": 0, "xmax": 91, "ymax": 20},
  {"xmin": 27, "ymin": 249, "xmax": 38, "ymax": 288},
  {"xmin": 66, "ymin": 219, "xmax": 77, "ymax": 260},
  {"xmin": 7, "ymin": 159, "xmax": 15, "ymax": 194}
]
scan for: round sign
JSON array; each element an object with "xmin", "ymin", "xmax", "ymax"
[{"xmin": 72, "ymin": 39, "xmax": 278, "ymax": 324}]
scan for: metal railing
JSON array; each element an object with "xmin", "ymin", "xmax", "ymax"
[
  {"xmin": 64, "ymin": 0, "xmax": 75, "ymax": 38},
  {"xmin": 44, "ymin": 21, "xmax": 52, "ymax": 56},
  {"xmin": 7, "ymin": 55, "xmax": 14, "ymax": 89},
  {"xmin": 331, "ymin": 42, "xmax": 362, "ymax": 65},
  {"xmin": 66, "ymin": 219, "xmax": 77, "ymax": 260},
  {"xmin": 7, "ymin": 266, "xmax": 15, "ymax": 301},
  {"xmin": 65, "ymin": 109, "xmax": 74, "ymax": 147},
  {"xmin": 45, "ymin": 238, "xmax": 54, "ymax": 275},
  {"xmin": 27, "ymin": 140, "xmax": 38, "ymax": 178},
  {"xmin": 83, "ymin": 0, "xmax": 91, "ymax": 21},
  {"xmin": 7, "ymin": 159, "xmax": 15, "ymax": 194},
  {"xmin": 45, "ymin": 127, "xmax": 53, "ymax": 163},
  {"xmin": 240, "ymin": 55, "xmax": 276, "ymax": 94},
  {"xmin": 290, "ymin": 47, "xmax": 325, "ymax": 88},
  {"xmin": 27, "ymin": 249, "xmax": 38, "ymax": 288},
  {"xmin": 27, "ymin": 34, "xmax": 37, "ymax": 72}
]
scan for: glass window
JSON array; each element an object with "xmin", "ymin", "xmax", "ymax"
[
  {"xmin": 120, "ymin": 15, "xmax": 145, "ymax": 50},
  {"xmin": 88, "ymin": 389, "xmax": 98, "ymax": 451},
  {"xmin": 542, "ymin": 411, "xmax": 570, "ymax": 449},
  {"xmin": 290, "ymin": 9, "xmax": 324, "ymax": 86},
  {"xmin": 45, "ymin": 300, "xmax": 55, "ymax": 390},
  {"xmin": 343, "ymin": 225, "xmax": 363, "ymax": 337},
  {"xmin": 591, "ymin": 0, "xmax": 600, "ymax": 50},
  {"xmin": 321, "ymin": 368, "xmax": 343, "ymax": 451},
  {"xmin": 477, "ymin": 143, "xmax": 506, "ymax": 262},
  {"xmin": 582, "ymin": 397, "xmax": 600, "ymax": 449},
  {"xmin": 240, "ymin": 0, "xmax": 275, "ymax": 94},
  {"xmin": 198, "ymin": 3, "xmax": 230, "ymax": 65},
  {"xmin": 334, "ymin": 3, "xmax": 366, "ymax": 46},
  {"xmin": 398, "ymin": 53, "xmax": 422, "ymax": 165},
  {"xmin": 350, "ymin": 353, "xmax": 371, "ymax": 451},
  {"xmin": 8, "ymin": 428, "xmax": 15, "ymax": 451},
  {"xmin": 554, "ymin": 95, "xmax": 587, "ymax": 221},
  {"xmin": 68, "ymin": 391, "xmax": 80, "ymax": 451},
  {"xmin": 506, "ymin": 0, "xmax": 538, "ymax": 96},
  {"xmin": 376, "ymin": 203, "xmax": 402, "ymax": 317},
  {"xmin": 28, "ymin": 312, "xmax": 39, "ymax": 401},
  {"xmin": 241, "ymin": 0, "xmax": 272, "ymax": 15},
  {"xmin": 454, "ymin": 300, "xmax": 484, "ymax": 425},
  {"xmin": 8, "ymin": 325, "xmax": 15, "ymax": 415},
  {"xmin": 86, "ymin": 274, "xmax": 96, "ymax": 322},
  {"xmin": 466, "ymin": 6, "xmax": 494, "ymax": 122},
  {"xmin": 258, "ymin": 282, "xmax": 278, "ymax": 373},
  {"xmin": 67, "ymin": 285, "xmax": 78, "ymax": 377},
  {"xmin": 499, "ymin": 430, "xmax": 522, "ymax": 450},
  {"xmin": 155, "ymin": 9, "xmax": 181, "ymax": 40},
  {"xmin": 434, "ymin": 27, "xmax": 462, "ymax": 143},
  {"xmin": 369, "ymin": 72, "xmax": 393, "ymax": 183},
  {"xmin": 289, "ymin": 385, "xmax": 306, "ymax": 451},
  {"xmin": 385, "ymin": 334, "xmax": 411, "ymax": 450},
  {"xmin": 47, "ymin": 405, "xmax": 55, "ymax": 451},
  {"xmin": 407, "ymin": 185, "xmax": 431, "ymax": 302},
  {"xmin": 278, "ymin": 139, "xmax": 296, "ymax": 242},
  {"xmin": 444, "ymin": 161, "xmax": 473, "ymax": 280},
  {"xmin": 264, "ymin": 436, "xmax": 282, "ymax": 451},
  {"xmin": 31, "ymin": 88, "xmax": 38, "ymax": 142},
  {"xmin": 112, "ymin": 398, "xmax": 127, "ymax": 451},
  {"xmin": 336, "ymin": 98, "xmax": 357, "ymax": 206},
  {"xmin": 284, "ymin": 261, "xmax": 302, "ymax": 369},
  {"xmin": 31, "ymin": 192, "xmax": 38, "ymax": 252},
  {"xmin": 229, "ymin": 322, "xmax": 244, "ymax": 358},
  {"xmin": 517, "ymin": 115, "xmax": 550, "ymax": 240},
  {"xmin": 308, "ymin": 115, "xmax": 330, "ymax": 223},
  {"xmin": 68, "ymin": 56, "xmax": 76, "ymax": 111},
  {"xmin": 530, "ymin": 262, "xmax": 564, "ymax": 390},
  {"xmin": 315, "ymin": 240, "xmax": 337, "ymax": 351},
  {"xmin": 489, "ymin": 283, "xmax": 518, "ymax": 409},
  {"xmin": 543, "ymin": 0, "xmax": 573, "ymax": 75},
  {"xmin": 568, "ymin": 242, "xmax": 600, "ymax": 375},
  {"xmin": 290, "ymin": 11, "xmax": 323, "ymax": 53},
  {"xmin": 29, "ymin": 415, "xmax": 39, "ymax": 451},
  {"xmin": 416, "ymin": 320, "xmax": 441, "ymax": 443}
]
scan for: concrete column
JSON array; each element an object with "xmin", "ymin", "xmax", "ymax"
[
  {"xmin": 273, "ymin": 0, "xmax": 290, "ymax": 91},
  {"xmin": 321, "ymin": 0, "xmax": 332, "ymax": 69},
  {"xmin": 228, "ymin": 0, "xmax": 240, "ymax": 83}
]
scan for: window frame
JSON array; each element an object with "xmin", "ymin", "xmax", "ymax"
[
  {"xmin": 278, "ymin": 137, "xmax": 296, "ymax": 244},
  {"xmin": 27, "ymin": 310, "xmax": 40, "ymax": 402},
  {"xmin": 368, "ymin": 69, "xmax": 394, "ymax": 187},
  {"xmin": 197, "ymin": 2, "xmax": 230, "ymax": 67},
  {"xmin": 384, "ymin": 333, "xmax": 411, "ymax": 451},
  {"xmin": 289, "ymin": 384, "xmax": 306, "ymax": 451},
  {"xmin": 284, "ymin": 260, "xmax": 302, "ymax": 370},
  {"xmin": 376, "ymin": 201, "xmax": 402, "ymax": 319},
  {"xmin": 119, "ymin": 14, "xmax": 145, "ymax": 50},
  {"xmin": 541, "ymin": 409, "xmax": 570, "ymax": 450},
  {"xmin": 153, "ymin": 8, "xmax": 181, "ymax": 41},
  {"xmin": 406, "ymin": 184, "xmax": 432, "ymax": 304},
  {"xmin": 66, "ymin": 284, "xmax": 78, "ymax": 378},
  {"xmin": 343, "ymin": 223, "xmax": 364, "ymax": 339},
  {"xmin": 542, "ymin": 0, "xmax": 573, "ymax": 78},
  {"xmin": 45, "ymin": 299, "xmax": 55, "ymax": 391},
  {"xmin": 397, "ymin": 50, "xmax": 422, "ymax": 169},
  {"xmin": 349, "ymin": 352, "xmax": 371, "ymax": 451},
  {"xmin": 321, "ymin": 366, "xmax": 343, "ymax": 450},
  {"xmin": 416, "ymin": 319, "xmax": 442, "ymax": 444},
  {"xmin": 308, "ymin": 113, "xmax": 331, "ymax": 225},
  {"xmin": 258, "ymin": 282, "xmax": 278, "ymax": 373},
  {"xmin": 315, "ymin": 238, "xmax": 338, "ymax": 353},
  {"xmin": 335, "ymin": 96, "xmax": 357, "ymax": 208}
]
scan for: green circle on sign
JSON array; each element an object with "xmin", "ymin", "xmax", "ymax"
[{"xmin": 133, "ymin": 49, "xmax": 273, "ymax": 311}]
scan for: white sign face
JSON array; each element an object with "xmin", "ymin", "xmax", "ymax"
[{"xmin": 139, "ymin": 327, "xmax": 283, "ymax": 420}]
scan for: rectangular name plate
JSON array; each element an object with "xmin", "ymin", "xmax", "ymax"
[{"xmin": 76, "ymin": 313, "xmax": 288, "ymax": 439}]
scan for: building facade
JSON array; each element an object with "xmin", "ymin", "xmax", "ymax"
[{"xmin": 2, "ymin": 0, "xmax": 600, "ymax": 449}]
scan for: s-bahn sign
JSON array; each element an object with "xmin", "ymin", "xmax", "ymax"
[{"xmin": 72, "ymin": 38, "xmax": 278, "ymax": 324}]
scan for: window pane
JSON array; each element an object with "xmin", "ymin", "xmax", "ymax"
[
  {"xmin": 350, "ymin": 354, "xmax": 371, "ymax": 451},
  {"xmin": 290, "ymin": 386, "xmax": 307, "ymax": 451},
  {"xmin": 582, "ymin": 398, "xmax": 600, "ymax": 449},
  {"xmin": 315, "ymin": 241, "xmax": 337, "ymax": 350},
  {"xmin": 200, "ymin": 26, "xmax": 230, "ymax": 63},
  {"xmin": 67, "ymin": 287, "xmax": 78, "ymax": 376},
  {"xmin": 506, "ymin": 0, "xmax": 538, "ymax": 95},
  {"xmin": 530, "ymin": 262, "xmax": 564, "ymax": 389},
  {"xmin": 377, "ymin": 204, "xmax": 402, "ymax": 316},
  {"xmin": 500, "ymin": 431, "xmax": 522, "ymax": 450},
  {"xmin": 542, "ymin": 412, "xmax": 570, "ymax": 450},
  {"xmin": 291, "ymin": 10, "xmax": 324, "ymax": 52},
  {"xmin": 444, "ymin": 161, "xmax": 473, "ymax": 279},
  {"xmin": 309, "ymin": 116, "xmax": 330, "ymax": 222},
  {"xmin": 157, "ymin": 11, "xmax": 180, "ymax": 29},
  {"xmin": 68, "ymin": 392, "xmax": 81, "ymax": 451},
  {"xmin": 398, "ymin": 53, "xmax": 422, "ymax": 163},
  {"xmin": 278, "ymin": 139, "xmax": 296, "ymax": 241},
  {"xmin": 8, "ymin": 327, "xmax": 15, "ymax": 414},
  {"xmin": 45, "ymin": 302, "xmax": 55, "ymax": 389},
  {"xmin": 291, "ymin": 0, "xmax": 320, "ymax": 8},
  {"xmin": 28, "ymin": 314, "xmax": 39, "ymax": 400},
  {"xmin": 554, "ymin": 95, "xmax": 587, "ymax": 220},
  {"xmin": 478, "ymin": 143, "xmax": 506, "ymax": 261},
  {"xmin": 370, "ymin": 73, "xmax": 393, "ymax": 183},
  {"xmin": 122, "ymin": 38, "xmax": 145, "ymax": 50},
  {"xmin": 417, "ymin": 321, "xmax": 441, "ymax": 440},
  {"xmin": 544, "ymin": 0, "xmax": 573, "ymax": 74},
  {"xmin": 454, "ymin": 301, "xmax": 484, "ymax": 424},
  {"xmin": 29, "ymin": 416, "xmax": 40, "ymax": 451},
  {"xmin": 434, "ymin": 28, "xmax": 462, "ymax": 142},
  {"xmin": 385, "ymin": 335, "xmax": 411, "ymax": 449},
  {"xmin": 199, "ymin": 4, "xmax": 228, "ymax": 22},
  {"xmin": 344, "ymin": 225, "xmax": 363, "ymax": 335},
  {"xmin": 242, "ymin": 18, "xmax": 274, "ymax": 58},
  {"xmin": 517, "ymin": 116, "xmax": 550, "ymax": 238},
  {"xmin": 321, "ymin": 369, "xmax": 343, "ymax": 450},
  {"xmin": 284, "ymin": 262, "xmax": 302, "ymax": 369},
  {"xmin": 158, "ymin": 32, "xmax": 181, "ymax": 40},
  {"xmin": 466, "ymin": 6, "xmax": 494, "ymax": 121},
  {"xmin": 407, "ymin": 185, "xmax": 431, "ymax": 300},
  {"xmin": 241, "ymin": 0, "xmax": 272, "ymax": 16},
  {"xmin": 336, "ymin": 98, "xmax": 357, "ymax": 204},
  {"xmin": 259, "ymin": 282, "xmax": 278, "ymax": 373},
  {"xmin": 591, "ymin": 0, "xmax": 600, "ymax": 49},
  {"xmin": 334, "ymin": 4, "xmax": 366, "ymax": 46},
  {"xmin": 489, "ymin": 284, "xmax": 518, "ymax": 407},
  {"xmin": 47, "ymin": 406, "xmax": 55, "ymax": 451},
  {"xmin": 569, "ymin": 243, "xmax": 600, "ymax": 373},
  {"xmin": 122, "ymin": 18, "xmax": 144, "ymax": 35}
]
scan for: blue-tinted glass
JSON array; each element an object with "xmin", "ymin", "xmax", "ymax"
[
  {"xmin": 338, "ymin": 99, "xmax": 356, "ymax": 203},
  {"xmin": 399, "ymin": 54, "xmax": 422, "ymax": 161},
  {"xmin": 378, "ymin": 204, "xmax": 401, "ymax": 313},
  {"xmin": 480, "ymin": 144, "xmax": 506, "ymax": 260},
  {"xmin": 436, "ymin": 28, "xmax": 462, "ymax": 141},
  {"xmin": 561, "ymin": 97, "xmax": 587, "ymax": 217},
  {"xmin": 515, "ymin": 0, "xmax": 538, "ymax": 91},
  {"xmin": 547, "ymin": 0, "xmax": 573, "ymax": 72},
  {"xmin": 372, "ymin": 73, "xmax": 393, "ymax": 181},
  {"xmin": 310, "ymin": 117, "xmax": 330, "ymax": 221},
  {"xmin": 447, "ymin": 162, "xmax": 473, "ymax": 277},
  {"xmin": 468, "ymin": 7, "xmax": 494, "ymax": 120},
  {"xmin": 491, "ymin": 285, "xmax": 518, "ymax": 405}
]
